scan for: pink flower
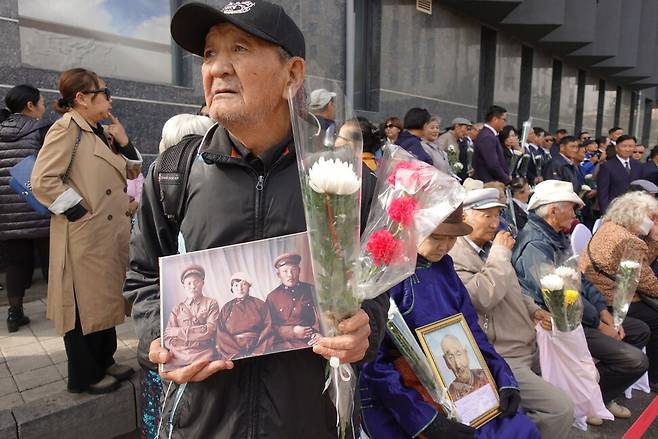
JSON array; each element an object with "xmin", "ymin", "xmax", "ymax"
[
  {"xmin": 387, "ymin": 161, "xmax": 435, "ymax": 193},
  {"xmin": 387, "ymin": 196, "xmax": 419, "ymax": 227},
  {"xmin": 366, "ymin": 230, "xmax": 402, "ymax": 266}
]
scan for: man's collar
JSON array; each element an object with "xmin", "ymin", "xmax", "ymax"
[
  {"xmin": 185, "ymin": 295, "xmax": 203, "ymax": 306},
  {"xmin": 559, "ymin": 153, "xmax": 573, "ymax": 165},
  {"xmin": 463, "ymin": 236, "xmax": 484, "ymax": 254},
  {"xmin": 484, "ymin": 124, "xmax": 498, "ymax": 136},
  {"xmin": 616, "ymin": 155, "xmax": 630, "ymax": 166},
  {"xmin": 513, "ymin": 198, "xmax": 529, "ymax": 212}
]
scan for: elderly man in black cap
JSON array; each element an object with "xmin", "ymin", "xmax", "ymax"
[
  {"xmin": 266, "ymin": 252, "xmax": 320, "ymax": 349},
  {"xmin": 164, "ymin": 265, "xmax": 220, "ymax": 368},
  {"xmin": 124, "ymin": 1, "xmax": 387, "ymax": 437}
]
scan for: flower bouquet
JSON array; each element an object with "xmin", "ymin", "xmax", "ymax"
[
  {"xmin": 289, "ymin": 86, "xmax": 364, "ymax": 437},
  {"xmin": 612, "ymin": 250, "xmax": 643, "ymax": 330},
  {"xmin": 540, "ymin": 264, "xmax": 583, "ymax": 332},
  {"xmin": 446, "ymin": 144, "xmax": 464, "ymax": 175},
  {"xmin": 358, "ymin": 145, "xmax": 465, "ymax": 299},
  {"xmin": 387, "ymin": 299, "xmax": 458, "ymax": 420}
]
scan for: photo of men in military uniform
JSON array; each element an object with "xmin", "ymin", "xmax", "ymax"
[
  {"xmin": 163, "ymin": 265, "xmax": 220, "ymax": 368},
  {"xmin": 216, "ymin": 272, "xmax": 274, "ymax": 360},
  {"xmin": 266, "ymin": 252, "xmax": 321, "ymax": 350},
  {"xmin": 441, "ymin": 334, "xmax": 489, "ymax": 401}
]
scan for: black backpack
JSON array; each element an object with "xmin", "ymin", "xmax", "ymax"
[{"xmin": 154, "ymin": 134, "xmax": 204, "ymax": 226}]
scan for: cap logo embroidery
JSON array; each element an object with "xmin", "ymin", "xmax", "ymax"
[{"xmin": 222, "ymin": 1, "xmax": 256, "ymax": 14}]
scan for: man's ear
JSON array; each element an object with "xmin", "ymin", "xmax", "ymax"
[{"xmin": 283, "ymin": 57, "xmax": 305, "ymax": 100}]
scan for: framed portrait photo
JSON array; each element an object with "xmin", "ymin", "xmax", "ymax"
[
  {"xmin": 159, "ymin": 232, "xmax": 322, "ymax": 371},
  {"xmin": 416, "ymin": 313, "xmax": 500, "ymax": 428}
]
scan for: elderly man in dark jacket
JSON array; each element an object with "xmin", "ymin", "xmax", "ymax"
[
  {"xmin": 511, "ymin": 180, "xmax": 649, "ymax": 424},
  {"xmin": 542, "ymin": 136, "xmax": 582, "ymax": 192},
  {"xmin": 123, "ymin": 2, "xmax": 388, "ymax": 438},
  {"xmin": 472, "ymin": 105, "xmax": 511, "ymax": 185}
]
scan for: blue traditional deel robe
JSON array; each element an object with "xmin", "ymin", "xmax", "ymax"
[{"xmin": 359, "ymin": 255, "xmax": 540, "ymax": 439}]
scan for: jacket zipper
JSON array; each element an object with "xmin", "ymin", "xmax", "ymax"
[{"xmin": 253, "ymin": 174, "xmax": 265, "ymax": 239}]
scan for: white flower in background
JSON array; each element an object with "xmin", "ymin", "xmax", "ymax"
[
  {"xmin": 585, "ymin": 174, "xmax": 593, "ymax": 182},
  {"xmin": 447, "ymin": 144, "xmax": 456, "ymax": 154},
  {"xmin": 512, "ymin": 149, "xmax": 523, "ymax": 156},
  {"xmin": 620, "ymin": 260, "xmax": 641, "ymax": 270},
  {"xmin": 555, "ymin": 266, "xmax": 578, "ymax": 282},
  {"xmin": 581, "ymin": 184, "xmax": 592, "ymax": 192},
  {"xmin": 308, "ymin": 157, "xmax": 361, "ymax": 195},
  {"xmin": 452, "ymin": 162, "xmax": 464, "ymax": 172},
  {"xmin": 540, "ymin": 273, "xmax": 564, "ymax": 291}
]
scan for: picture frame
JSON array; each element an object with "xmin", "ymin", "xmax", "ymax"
[
  {"xmin": 416, "ymin": 313, "xmax": 500, "ymax": 428},
  {"xmin": 159, "ymin": 232, "xmax": 322, "ymax": 371}
]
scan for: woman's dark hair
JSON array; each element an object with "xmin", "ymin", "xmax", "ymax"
[
  {"xmin": 384, "ymin": 116, "xmax": 402, "ymax": 130},
  {"xmin": 53, "ymin": 68, "xmax": 102, "ymax": 114},
  {"xmin": 510, "ymin": 177, "xmax": 528, "ymax": 195},
  {"xmin": 0, "ymin": 84, "xmax": 41, "ymax": 123},
  {"xmin": 403, "ymin": 108, "xmax": 431, "ymax": 130},
  {"xmin": 498, "ymin": 125, "xmax": 517, "ymax": 147},
  {"xmin": 358, "ymin": 116, "xmax": 380, "ymax": 154}
]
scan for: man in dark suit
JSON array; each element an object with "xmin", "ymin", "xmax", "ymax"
[
  {"xmin": 597, "ymin": 135, "xmax": 643, "ymax": 212},
  {"xmin": 472, "ymin": 105, "xmax": 511, "ymax": 184},
  {"xmin": 543, "ymin": 136, "xmax": 582, "ymax": 192},
  {"xmin": 641, "ymin": 146, "xmax": 658, "ymax": 186}
]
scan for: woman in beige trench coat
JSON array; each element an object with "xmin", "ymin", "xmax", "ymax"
[{"xmin": 31, "ymin": 68, "xmax": 141, "ymax": 394}]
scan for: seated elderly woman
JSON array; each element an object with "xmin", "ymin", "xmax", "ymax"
[
  {"xmin": 359, "ymin": 203, "xmax": 540, "ymax": 439},
  {"xmin": 512, "ymin": 180, "xmax": 649, "ymax": 424},
  {"xmin": 580, "ymin": 191, "xmax": 658, "ymax": 392}
]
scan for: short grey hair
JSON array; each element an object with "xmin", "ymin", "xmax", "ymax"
[
  {"xmin": 604, "ymin": 191, "xmax": 658, "ymax": 231},
  {"xmin": 533, "ymin": 202, "xmax": 570, "ymax": 219},
  {"xmin": 159, "ymin": 114, "xmax": 215, "ymax": 152}
]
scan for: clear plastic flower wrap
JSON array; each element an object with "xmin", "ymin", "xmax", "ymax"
[
  {"xmin": 288, "ymin": 84, "xmax": 363, "ymax": 438},
  {"xmin": 612, "ymin": 248, "xmax": 644, "ymax": 330},
  {"xmin": 386, "ymin": 299, "xmax": 458, "ymax": 421},
  {"xmin": 537, "ymin": 256, "xmax": 584, "ymax": 333},
  {"xmin": 357, "ymin": 145, "xmax": 465, "ymax": 299}
]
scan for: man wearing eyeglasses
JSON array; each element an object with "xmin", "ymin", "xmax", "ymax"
[{"xmin": 472, "ymin": 105, "xmax": 511, "ymax": 185}]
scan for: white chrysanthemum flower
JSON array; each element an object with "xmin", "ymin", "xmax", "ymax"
[
  {"xmin": 308, "ymin": 157, "xmax": 361, "ymax": 195},
  {"xmin": 448, "ymin": 144, "xmax": 456, "ymax": 153},
  {"xmin": 581, "ymin": 184, "xmax": 592, "ymax": 192},
  {"xmin": 452, "ymin": 162, "xmax": 464, "ymax": 172},
  {"xmin": 540, "ymin": 273, "xmax": 564, "ymax": 291},
  {"xmin": 555, "ymin": 266, "xmax": 578, "ymax": 281},
  {"xmin": 620, "ymin": 260, "xmax": 641, "ymax": 270},
  {"xmin": 512, "ymin": 149, "xmax": 523, "ymax": 156}
]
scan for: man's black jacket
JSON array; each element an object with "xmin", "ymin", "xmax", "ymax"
[{"xmin": 124, "ymin": 124, "xmax": 388, "ymax": 438}]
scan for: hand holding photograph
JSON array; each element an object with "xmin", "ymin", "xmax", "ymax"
[{"xmin": 159, "ymin": 232, "xmax": 320, "ymax": 371}]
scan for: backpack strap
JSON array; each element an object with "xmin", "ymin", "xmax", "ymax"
[{"xmin": 156, "ymin": 135, "xmax": 203, "ymax": 226}]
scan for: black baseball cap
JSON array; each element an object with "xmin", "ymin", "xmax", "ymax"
[{"xmin": 170, "ymin": 1, "xmax": 305, "ymax": 59}]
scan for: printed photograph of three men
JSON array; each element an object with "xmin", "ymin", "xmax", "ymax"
[{"xmin": 159, "ymin": 232, "xmax": 321, "ymax": 371}]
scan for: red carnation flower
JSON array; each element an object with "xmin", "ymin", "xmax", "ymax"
[
  {"xmin": 366, "ymin": 230, "xmax": 402, "ymax": 266},
  {"xmin": 387, "ymin": 196, "xmax": 419, "ymax": 227}
]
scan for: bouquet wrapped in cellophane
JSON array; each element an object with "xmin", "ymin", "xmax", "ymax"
[
  {"xmin": 612, "ymin": 248, "xmax": 643, "ymax": 330},
  {"xmin": 358, "ymin": 145, "xmax": 465, "ymax": 299},
  {"xmin": 446, "ymin": 144, "xmax": 464, "ymax": 176},
  {"xmin": 386, "ymin": 299, "xmax": 458, "ymax": 420},
  {"xmin": 539, "ymin": 259, "xmax": 584, "ymax": 332},
  {"xmin": 289, "ymin": 85, "xmax": 363, "ymax": 437}
]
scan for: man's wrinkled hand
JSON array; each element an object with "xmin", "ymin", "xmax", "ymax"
[
  {"xmin": 313, "ymin": 310, "xmax": 370, "ymax": 364},
  {"xmin": 149, "ymin": 338, "xmax": 233, "ymax": 384},
  {"xmin": 532, "ymin": 309, "xmax": 552, "ymax": 331}
]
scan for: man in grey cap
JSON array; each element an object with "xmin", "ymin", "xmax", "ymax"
[
  {"xmin": 438, "ymin": 117, "xmax": 471, "ymax": 180},
  {"xmin": 449, "ymin": 189, "xmax": 574, "ymax": 438},
  {"xmin": 124, "ymin": 1, "xmax": 388, "ymax": 437},
  {"xmin": 309, "ymin": 88, "xmax": 336, "ymax": 131}
]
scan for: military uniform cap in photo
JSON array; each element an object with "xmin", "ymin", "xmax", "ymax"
[
  {"xmin": 527, "ymin": 180, "xmax": 585, "ymax": 211},
  {"xmin": 452, "ymin": 117, "xmax": 472, "ymax": 126},
  {"xmin": 230, "ymin": 271, "xmax": 253, "ymax": 285},
  {"xmin": 464, "ymin": 188, "xmax": 506, "ymax": 210},
  {"xmin": 309, "ymin": 89, "xmax": 336, "ymax": 111},
  {"xmin": 180, "ymin": 265, "xmax": 206, "ymax": 283},
  {"xmin": 170, "ymin": 1, "xmax": 305, "ymax": 59},
  {"xmin": 273, "ymin": 252, "xmax": 301, "ymax": 269}
]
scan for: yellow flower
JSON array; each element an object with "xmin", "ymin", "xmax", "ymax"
[{"xmin": 564, "ymin": 289, "xmax": 579, "ymax": 306}]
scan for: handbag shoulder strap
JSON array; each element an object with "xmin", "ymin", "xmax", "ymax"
[{"xmin": 62, "ymin": 127, "xmax": 82, "ymax": 183}]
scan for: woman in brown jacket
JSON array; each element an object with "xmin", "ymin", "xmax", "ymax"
[
  {"xmin": 31, "ymin": 68, "xmax": 142, "ymax": 394},
  {"xmin": 580, "ymin": 190, "xmax": 658, "ymax": 391}
]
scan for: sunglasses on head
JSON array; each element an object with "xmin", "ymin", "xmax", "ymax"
[{"xmin": 82, "ymin": 87, "xmax": 111, "ymax": 100}]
